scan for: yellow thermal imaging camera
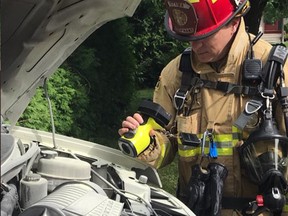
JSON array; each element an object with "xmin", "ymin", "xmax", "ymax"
[{"xmin": 118, "ymin": 100, "xmax": 171, "ymax": 157}]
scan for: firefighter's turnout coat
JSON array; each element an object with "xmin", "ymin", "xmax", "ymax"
[{"xmin": 150, "ymin": 18, "xmax": 288, "ymax": 215}]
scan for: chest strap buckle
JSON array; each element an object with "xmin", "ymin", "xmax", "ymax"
[{"xmin": 173, "ymin": 89, "xmax": 188, "ymax": 111}]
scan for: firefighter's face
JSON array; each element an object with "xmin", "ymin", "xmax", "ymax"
[{"xmin": 190, "ymin": 18, "xmax": 240, "ymax": 63}]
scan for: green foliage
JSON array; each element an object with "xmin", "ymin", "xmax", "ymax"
[
  {"xmin": 128, "ymin": 0, "xmax": 188, "ymax": 88},
  {"xmin": 264, "ymin": 0, "xmax": 288, "ymax": 23},
  {"xmin": 127, "ymin": 89, "xmax": 154, "ymax": 114},
  {"xmin": 18, "ymin": 68, "xmax": 89, "ymax": 135},
  {"xmin": 66, "ymin": 18, "xmax": 137, "ymax": 145},
  {"xmin": 284, "ymin": 23, "xmax": 288, "ymax": 41},
  {"xmin": 16, "ymin": 0, "xmax": 288, "ymax": 198},
  {"xmin": 158, "ymin": 156, "xmax": 178, "ymax": 195},
  {"xmin": 16, "ymin": 1, "xmax": 190, "ymax": 148},
  {"xmin": 17, "ymin": 88, "xmax": 51, "ymax": 131},
  {"xmin": 19, "ymin": 18, "xmax": 137, "ymax": 147},
  {"xmin": 66, "ymin": 46, "xmax": 98, "ymax": 72}
]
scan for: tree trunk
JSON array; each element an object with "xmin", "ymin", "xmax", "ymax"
[{"xmin": 244, "ymin": 0, "xmax": 269, "ymax": 35}]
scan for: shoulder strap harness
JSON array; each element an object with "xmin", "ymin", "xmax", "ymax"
[{"xmin": 174, "ymin": 45, "xmax": 288, "ymax": 133}]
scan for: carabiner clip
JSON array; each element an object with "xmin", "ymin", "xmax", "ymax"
[
  {"xmin": 201, "ymin": 130, "xmax": 208, "ymax": 157},
  {"xmin": 201, "ymin": 129, "xmax": 218, "ymax": 161}
]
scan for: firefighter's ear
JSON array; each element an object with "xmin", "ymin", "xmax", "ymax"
[{"xmin": 230, "ymin": 18, "xmax": 240, "ymax": 34}]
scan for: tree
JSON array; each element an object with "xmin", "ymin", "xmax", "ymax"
[
  {"xmin": 263, "ymin": 1, "xmax": 288, "ymax": 23},
  {"xmin": 18, "ymin": 68, "xmax": 89, "ymax": 136},
  {"xmin": 244, "ymin": 0, "xmax": 288, "ymax": 35},
  {"xmin": 66, "ymin": 18, "xmax": 137, "ymax": 145},
  {"xmin": 128, "ymin": 0, "xmax": 188, "ymax": 88},
  {"xmin": 20, "ymin": 18, "xmax": 137, "ymax": 147},
  {"xmin": 244, "ymin": 0, "xmax": 268, "ymax": 35},
  {"xmin": 128, "ymin": 0, "xmax": 288, "ymax": 87}
]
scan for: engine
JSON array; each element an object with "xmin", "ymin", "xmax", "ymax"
[
  {"xmin": 0, "ymin": 128, "xmax": 195, "ymax": 216},
  {"xmin": 19, "ymin": 181, "xmax": 124, "ymax": 216}
]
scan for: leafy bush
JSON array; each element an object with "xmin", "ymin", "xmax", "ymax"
[
  {"xmin": 128, "ymin": 0, "xmax": 188, "ymax": 88},
  {"xmin": 18, "ymin": 68, "xmax": 89, "ymax": 136},
  {"xmin": 19, "ymin": 18, "xmax": 137, "ymax": 147}
]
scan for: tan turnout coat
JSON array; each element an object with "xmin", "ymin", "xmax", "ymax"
[{"xmin": 151, "ymin": 18, "xmax": 288, "ymax": 215}]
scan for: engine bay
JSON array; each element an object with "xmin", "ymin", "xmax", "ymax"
[{"xmin": 1, "ymin": 125, "xmax": 195, "ymax": 216}]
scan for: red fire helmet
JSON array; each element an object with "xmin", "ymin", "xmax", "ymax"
[{"xmin": 164, "ymin": 0, "xmax": 250, "ymax": 41}]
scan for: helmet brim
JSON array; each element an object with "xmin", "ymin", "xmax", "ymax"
[{"xmin": 164, "ymin": 0, "xmax": 250, "ymax": 41}]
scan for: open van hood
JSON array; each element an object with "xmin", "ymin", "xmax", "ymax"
[{"xmin": 1, "ymin": 0, "xmax": 140, "ymax": 127}]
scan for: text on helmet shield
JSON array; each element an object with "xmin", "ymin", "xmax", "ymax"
[
  {"xmin": 187, "ymin": 0, "xmax": 220, "ymax": 4},
  {"xmin": 165, "ymin": 0, "xmax": 198, "ymax": 35}
]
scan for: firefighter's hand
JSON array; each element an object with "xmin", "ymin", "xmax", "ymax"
[
  {"xmin": 118, "ymin": 113, "xmax": 161, "ymax": 165},
  {"xmin": 137, "ymin": 130, "xmax": 161, "ymax": 166},
  {"xmin": 118, "ymin": 113, "xmax": 144, "ymax": 136}
]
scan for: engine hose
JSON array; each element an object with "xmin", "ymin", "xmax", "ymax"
[
  {"xmin": 267, "ymin": 61, "xmax": 275, "ymax": 89},
  {"xmin": 1, "ymin": 143, "xmax": 40, "ymax": 176}
]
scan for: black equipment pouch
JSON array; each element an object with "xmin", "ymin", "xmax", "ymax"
[{"xmin": 179, "ymin": 132, "xmax": 201, "ymax": 147}]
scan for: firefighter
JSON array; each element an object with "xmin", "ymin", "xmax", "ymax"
[{"xmin": 119, "ymin": 0, "xmax": 288, "ymax": 215}]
